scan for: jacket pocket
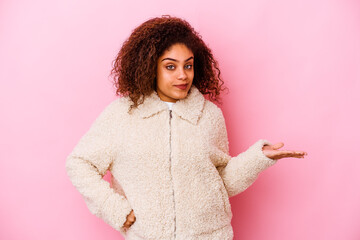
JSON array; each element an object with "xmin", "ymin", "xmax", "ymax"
[
  {"xmin": 218, "ymin": 180, "xmax": 232, "ymax": 218},
  {"xmin": 188, "ymin": 168, "xmax": 232, "ymax": 235}
]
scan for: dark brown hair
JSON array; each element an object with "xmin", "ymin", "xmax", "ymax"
[{"xmin": 110, "ymin": 15, "xmax": 228, "ymax": 110}]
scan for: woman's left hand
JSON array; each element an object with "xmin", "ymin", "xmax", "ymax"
[{"xmin": 262, "ymin": 142, "xmax": 307, "ymax": 160}]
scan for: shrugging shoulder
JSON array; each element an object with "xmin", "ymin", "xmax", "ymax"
[{"xmin": 208, "ymin": 103, "xmax": 277, "ymax": 198}]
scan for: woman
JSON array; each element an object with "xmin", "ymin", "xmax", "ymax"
[{"xmin": 65, "ymin": 15, "xmax": 307, "ymax": 240}]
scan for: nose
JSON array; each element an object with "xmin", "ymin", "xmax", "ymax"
[{"xmin": 177, "ymin": 68, "xmax": 187, "ymax": 80}]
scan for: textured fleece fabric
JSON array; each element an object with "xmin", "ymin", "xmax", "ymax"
[{"xmin": 65, "ymin": 85, "xmax": 278, "ymax": 240}]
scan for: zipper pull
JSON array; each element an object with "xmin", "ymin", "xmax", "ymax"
[{"xmin": 169, "ymin": 110, "xmax": 172, "ymax": 118}]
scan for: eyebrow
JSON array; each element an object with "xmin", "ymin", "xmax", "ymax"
[{"xmin": 161, "ymin": 56, "xmax": 194, "ymax": 62}]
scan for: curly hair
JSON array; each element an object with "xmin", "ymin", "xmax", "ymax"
[{"xmin": 110, "ymin": 15, "xmax": 228, "ymax": 110}]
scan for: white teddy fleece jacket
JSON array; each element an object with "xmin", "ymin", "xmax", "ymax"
[{"xmin": 65, "ymin": 85, "xmax": 277, "ymax": 240}]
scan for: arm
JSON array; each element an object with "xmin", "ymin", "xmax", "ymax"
[
  {"xmin": 65, "ymin": 100, "xmax": 132, "ymax": 232},
  {"xmin": 211, "ymin": 108, "xmax": 277, "ymax": 198}
]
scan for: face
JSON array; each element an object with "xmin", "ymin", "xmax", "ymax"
[{"xmin": 156, "ymin": 43, "xmax": 194, "ymax": 102}]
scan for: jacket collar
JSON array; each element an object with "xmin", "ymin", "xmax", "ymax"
[{"xmin": 128, "ymin": 85, "xmax": 205, "ymax": 125}]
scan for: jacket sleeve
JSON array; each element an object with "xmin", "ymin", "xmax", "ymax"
[
  {"xmin": 212, "ymin": 108, "xmax": 278, "ymax": 198},
  {"xmin": 65, "ymin": 100, "xmax": 133, "ymax": 232}
]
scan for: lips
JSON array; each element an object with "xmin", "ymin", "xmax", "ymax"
[{"xmin": 175, "ymin": 84, "xmax": 188, "ymax": 90}]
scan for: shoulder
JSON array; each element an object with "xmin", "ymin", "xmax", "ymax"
[
  {"xmin": 201, "ymin": 99, "xmax": 229, "ymax": 150},
  {"xmin": 198, "ymin": 99, "xmax": 227, "ymax": 135},
  {"xmin": 94, "ymin": 96, "xmax": 131, "ymax": 124},
  {"xmin": 102, "ymin": 96, "xmax": 131, "ymax": 114},
  {"xmin": 203, "ymin": 99, "xmax": 226, "ymax": 123}
]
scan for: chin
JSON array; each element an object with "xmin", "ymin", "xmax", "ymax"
[{"xmin": 174, "ymin": 92, "xmax": 188, "ymax": 100}]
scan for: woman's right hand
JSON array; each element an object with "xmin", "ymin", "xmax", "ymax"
[{"xmin": 122, "ymin": 209, "xmax": 136, "ymax": 231}]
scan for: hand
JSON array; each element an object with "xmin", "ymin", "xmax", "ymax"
[
  {"xmin": 262, "ymin": 142, "xmax": 307, "ymax": 160},
  {"xmin": 122, "ymin": 209, "xmax": 136, "ymax": 232}
]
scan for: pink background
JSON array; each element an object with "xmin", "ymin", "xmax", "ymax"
[{"xmin": 1, "ymin": 0, "xmax": 359, "ymax": 239}]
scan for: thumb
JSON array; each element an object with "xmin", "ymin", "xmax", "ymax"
[{"xmin": 271, "ymin": 142, "xmax": 284, "ymax": 150}]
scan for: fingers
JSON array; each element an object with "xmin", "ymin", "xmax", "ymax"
[
  {"xmin": 123, "ymin": 220, "xmax": 133, "ymax": 228},
  {"xmin": 123, "ymin": 220, "xmax": 135, "ymax": 230},
  {"xmin": 288, "ymin": 150, "xmax": 307, "ymax": 157},
  {"xmin": 273, "ymin": 150, "xmax": 307, "ymax": 160},
  {"xmin": 129, "ymin": 214, "xmax": 136, "ymax": 222},
  {"xmin": 123, "ymin": 210, "xmax": 136, "ymax": 230}
]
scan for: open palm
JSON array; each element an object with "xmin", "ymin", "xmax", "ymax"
[{"xmin": 262, "ymin": 142, "xmax": 307, "ymax": 160}]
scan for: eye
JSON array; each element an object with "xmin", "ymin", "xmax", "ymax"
[
  {"xmin": 166, "ymin": 65, "xmax": 175, "ymax": 70},
  {"xmin": 185, "ymin": 64, "xmax": 193, "ymax": 70}
]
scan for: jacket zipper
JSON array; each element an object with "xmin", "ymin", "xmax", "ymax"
[{"xmin": 169, "ymin": 109, "xmax": 177, "ymax": 239}]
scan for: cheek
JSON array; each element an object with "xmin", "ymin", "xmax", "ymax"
[
  {"xmin": 188, "ymin": 70, "xmax": 194, "ymax": 80},
  {"xmin": 157, "ymin": 69, "xmax": 173, "ymax": 87},
  {"xmin": 159, "ymin": 71, "xmax": 173, "ymax": 83}
]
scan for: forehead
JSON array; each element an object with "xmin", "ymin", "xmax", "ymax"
[{"xmin": 160, "ymin": 43, "xmax": 194, "ymax": 59}]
